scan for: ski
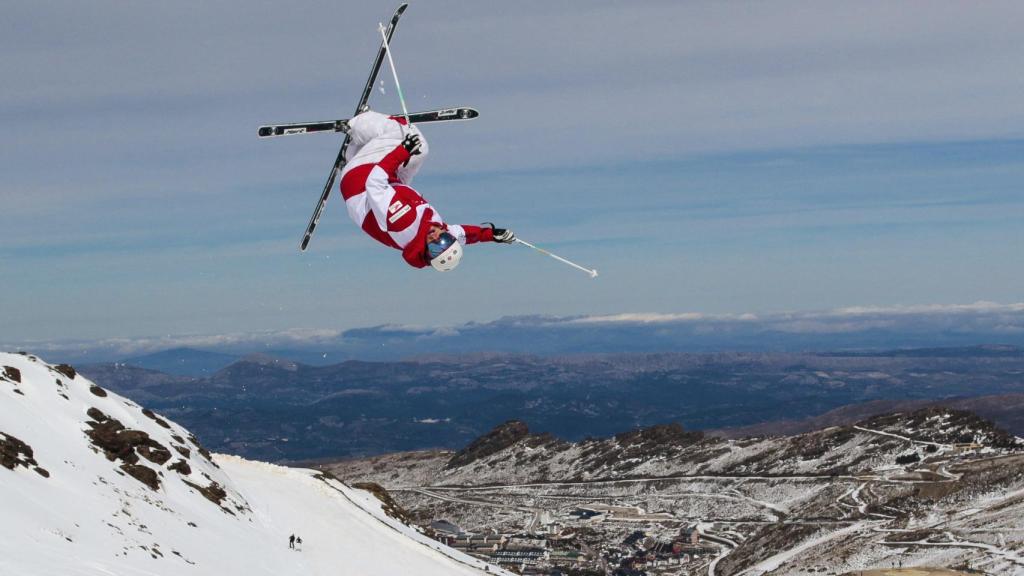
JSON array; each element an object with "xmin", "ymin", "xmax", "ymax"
[
  {"xmin": 259, "ymin": 120, "xmax": 347, "ymax": 139},
  {"xmin": 300, "ymin": 3, "xmax": 408, "ymax": 252},
  {"xmin": 258, "ymin": 107, "xmax": 478, "ymax": 139}
]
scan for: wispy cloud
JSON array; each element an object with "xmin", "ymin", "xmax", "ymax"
[
  {"xmin": 9, "ymin": 328, "xmax": 344, "ymax": 359},
  {"xmin": 564, "ymin": 303, "xmax": 1024, "ymax": 336},
  {"xmin": 569, "ymin": 312, "xmax": 754, "ymax": 324}
]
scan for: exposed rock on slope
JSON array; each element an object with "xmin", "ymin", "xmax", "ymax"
[
  {"xmin": 447, "ymin": 420, "xmax": 530, "ymax": 469},
  {"xmin": 859, "ymin": 407, "xmax": 1019, "ymax": 448},
  {"xmin": 0, "ymin": 431, "xmax": 47, "ymax": 476}
]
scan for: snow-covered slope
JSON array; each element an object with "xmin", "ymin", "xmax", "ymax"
[{"xmin": 0, "ymin": 352, "xmax": 509, "ymax": 576}]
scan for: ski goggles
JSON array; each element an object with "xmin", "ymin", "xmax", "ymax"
[{"xmin": 427, "ymin": 231, "xmax": 458, "ymax": 259}]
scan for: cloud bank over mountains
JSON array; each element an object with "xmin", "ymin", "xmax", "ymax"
[
  {"xmin": 571, "ymin": 302, "xmax": 1024, "ymax": 335},
  {"xmin": 10, "ymin": 302, "xmax": 1024, "ymax": 366}
]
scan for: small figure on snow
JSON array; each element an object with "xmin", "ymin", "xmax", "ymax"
[
  {"xmin": 340, "ymin": 110, "xmax": 516, "ymax": 271},
  {"xmin": 296, "ymin": 536, "xmax": 303, "ymax": 551},
  {"xmin": 289, "ymin": 534, "xmax": 295, "ymax": 549}
]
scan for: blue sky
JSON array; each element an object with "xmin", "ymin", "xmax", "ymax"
[{"xmin": 2, "ymin": 1, "xmax": 1023, "ymax": 344}]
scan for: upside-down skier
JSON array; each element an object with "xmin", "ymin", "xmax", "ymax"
[{"xmin": 339, "ymin": 110, "xmax": 515, "ymax": 271}]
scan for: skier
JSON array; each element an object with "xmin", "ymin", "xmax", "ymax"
[
  {"xmin": 289, "ymin": 534, "xmax": 295, "ymax": 549},
  {"xmin": 339, "ymin": 110, "xmax": 515, "ymax": 271}
]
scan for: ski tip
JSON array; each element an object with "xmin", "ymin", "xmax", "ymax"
[{"xmin": 390, "ymin": 4, "xmax": 408, "ymax": 21}]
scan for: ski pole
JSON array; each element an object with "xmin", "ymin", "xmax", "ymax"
[
  {"xmin": 378, "ymin": 22, "xmax": 411, "ymax": 128},
  {"xmin": 515, "ymin": 238, "xmax": 599, "ymax": 278}
]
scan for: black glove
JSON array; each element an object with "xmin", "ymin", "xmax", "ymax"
[
  {"xmin": 493, "ymin": 228, "xmax": 515, "ymax": 243},
  {"xmin": 481, "ymin": 222, "xmax": 516, "ymax": 243},
  {"xmin": 402, "ymin": 133, "xmax": 422, "ymax": 156}
]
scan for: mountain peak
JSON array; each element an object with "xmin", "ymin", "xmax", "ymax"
[
  {"xmin": 123, "ymin": 347, "xmax": 240, "ymax": 377},
  {"xmin": 447, "ymin": 420, "xmax": 530, "ymax": 469},
  {"xmin": 858, "ymin": 406, "xmax": 1019, "ymax": 447},
  {"xmin": 1, "ymin": 352, "xmax": 248, "ymax": 509}
]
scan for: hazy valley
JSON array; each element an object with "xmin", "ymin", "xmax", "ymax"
[{"xmin": 78, "ymin": 346, "xmax": 1024, "ymax": 462}]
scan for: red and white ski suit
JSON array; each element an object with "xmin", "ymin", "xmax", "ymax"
[{"xmin": 339, "ymin": 111, "xmax": 494, "ymax": 268}]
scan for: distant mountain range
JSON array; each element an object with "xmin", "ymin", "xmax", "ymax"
[
  {"xmin": 77, "ymin": 346, "xmax": 1024, "ymax": 463},
  {"xmin": 17, "ymin": 303, "xmax": 1024, "ymax": 367}
]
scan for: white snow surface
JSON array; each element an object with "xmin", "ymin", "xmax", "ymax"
[{"xmin": 0, "ymin": 352, "xmax": 507, "ymax": 576}]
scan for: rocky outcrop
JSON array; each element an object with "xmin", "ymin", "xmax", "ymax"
[
  {"xmin": 120, "ymin": 463, "xmax": 160, "ymax": 490},
  {"xmin": 187, "ymin": 433, "xmax": 215, "ymax": 465},
  {"xmin": 142, "ymin": 408, "xmax": 171, "ymax": 429},
  {"xmin": 0, "ymin": 432, "xmax": 48, "ymax": 477},
  {"xmin": 446, "ymin": 420, "xmax": 530, "ymax": 469},
  {"xmin": 84, "ymin": 408, "xmax": 174, "ymax": 490},
  {"xmin": 860, "ymin": 407, "xmax": 1020, "ymax": 448},
  {"xmin": 183, "ymin": 480, "xmax": 229, "ymax": 509},
  {"xmin": 352, "ymin": 480, "xmax": 415, "ymax": 524},
  {"xmin": 168, "ymin": 459, "xmax": 192, "ymax": 475},
  {"xmin": 1, "ymin": 366, "xmax": 23, "ymax": 395},
  {"xmin": 52, "ymin": 364, "xmax": 77, "ymax": 379},
  {"xmin": 2, "ymin": 366, "xmax": 21, "ymax": 383},
  {"xmin": 615, "ymin": 422, "xmax": 703, "ymax": 452}
]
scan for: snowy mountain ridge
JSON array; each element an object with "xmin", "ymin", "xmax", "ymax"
[
  {"xmin": 328, "ymin": 411, "xmax": 1024, "ymax": 574},
  {"xmin": 0, "ymin": 351, "xmax": 510, "ymax": 576}
]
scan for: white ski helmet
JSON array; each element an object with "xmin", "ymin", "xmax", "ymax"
[{"xmin": 427, "ymin": 231, "xmax": 463, "ymax": 272}]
